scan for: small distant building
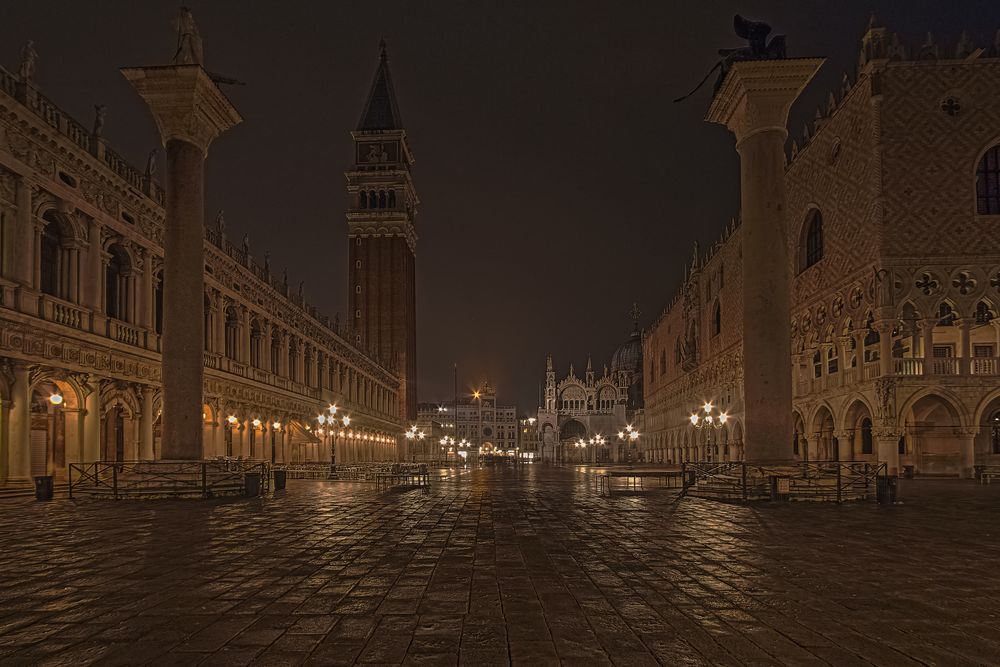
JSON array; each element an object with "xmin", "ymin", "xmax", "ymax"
[{"xmin": 417, "ymin": 381, "xmax": 518, "ymax": 454}]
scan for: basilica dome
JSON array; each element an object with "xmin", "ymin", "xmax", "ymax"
[{"xmin": 610, "ymin": 328, "xmax": 642, "ymax": 377}]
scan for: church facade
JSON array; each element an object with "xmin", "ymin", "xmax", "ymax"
[
  {"xmin": 0, "ymin": 45, "xmax": 407, "ymax": 486},
  {"xmin": 535, "ymin": 325, "xmax": 644, "ymax": 463},
  {"xmin": 642, "ymin": 20, "xmax": 1000, "ymax": 477}
]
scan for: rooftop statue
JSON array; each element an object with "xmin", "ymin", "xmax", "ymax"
[
  {"xmin": 674, "ymin": 14, "xmax": 787, "ymax": 103},
  {"xmin": 19, "ymin": 40, "xmax": 38, "ymax": 82},
  {"xmin": 173, "ymin": 7, "xmax": 204, "ymax": 65}
]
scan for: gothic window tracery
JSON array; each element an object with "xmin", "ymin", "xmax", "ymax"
[
  {"xmin": 976, "ymin": 144, "xmax": 1000, "ymax": 215},
  {"xmin": 803, "ymin": 210, "xmax": 824, "ymax": 270}
]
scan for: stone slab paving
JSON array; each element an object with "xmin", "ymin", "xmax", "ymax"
[{"xmin": 0, "ymin": 466, "xmax": 999, "ymax": 666}]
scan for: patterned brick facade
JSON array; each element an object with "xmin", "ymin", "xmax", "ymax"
[{"xmin": 644, "ymin": 22, "xmax": 1000, "ymax": 477}]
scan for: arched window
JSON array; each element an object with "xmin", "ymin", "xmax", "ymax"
[
  {"xmin": 40, "ymin": 219, "xmax": 62, "ymax": 297},
  {"xmin": 368, "ymin": 191, "xmax": 377, "ymax": 208},
  {"xmin": 975, "ymin": 300, "xmax": 995, "ymax": 325},
  {"xmin": 860, "ymin": 417, "xmax": 873, "ymax": 454},
  {"xmin": 659, "ymin": 349, "xmax": 666, "ymax": 375},
  {"xmin": 249, "ymin": 319, "xmax": 263, "ymax": 368},
  {"xmin": 359, "ymin": 191, "xmax": 367, "ymax": 209},
  {"xmin": 388, "ymin": 190, "xmax": 396, "ymax": 207},
  {"xmin": 270, "ymin": 331, "xmax": 281, "ymax": 374},
  {"xmin": 288, "ymin": 338, "xmax": 299, "ymax": 382},
  {"xmin": 937, "ymin": 302, "xmax": 957, "ymax": 326},
  {"xmin": 224, "ymin": 305, "xmax": 239, "ymax": 360},
  {"xmin": 712, "ymin": 300, "xmax": 721, "ymax": 337},
  {"xmin": 105, "ymin": 244, "xmax": 130, "ymax": 321},
  {"xmin": 378, "ymin": 191, "xmax": 387, "ymax": 208},
  {"xmin": 976, "ymin": 144, "xmax": 1000, "ymax": 215},
  {"xmin": 804, "ymin": 211, "xmax": 824, "ymax": 269},
  {"xmin": 674, "ymin": 338, "xmax": 681, "ymax": 364}
]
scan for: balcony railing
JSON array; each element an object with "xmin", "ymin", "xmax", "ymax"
[
  {"xmin": 109, "ymin": 319, "xmax": 141, "ymax": 347},
  {"xmin": 863, "ymin": 361, "xmax": 880, "ymax": 380},
  {"xmin": 929, "ymin": 357, "xmax": 959, "ymax": 375},
  {"xmin": 39, "ymin": 294, "xmax": 90, "ymax": 331},
  {"xmin": 894, "ymin": 358, "xmax": 924, "ymax": 377},
  {"xmin": 971, "ymin": 357, "xmax": 1000, "ymax": 376}
]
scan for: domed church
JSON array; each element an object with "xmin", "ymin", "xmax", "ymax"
[{"xmin": 535, "ymin": 322, "xmax": 645, "ymax": 463}]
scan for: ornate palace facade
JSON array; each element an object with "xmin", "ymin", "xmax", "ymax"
[
  {"xmin": 643, "ymin": 20, "xmax": 1000, "ymax": 477},
  {"xmin": 0, "ymin": 49, "xmax": 404, "ymax": 485}
]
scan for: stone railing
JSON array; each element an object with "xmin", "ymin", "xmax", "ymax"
[
  {"xmin": 110, "ymin": 319, "xmax": 141, "ymax": 347},
  {"xmin": 894, "ymin": 358, "xmax": 923, "ymax": 377},
  {"xmin": 929, "ymin": 357, "xmax": 959, "ymax": 375},
  {"xmin": 971, "ymin": 357, "xmax": 999, "ymax": 376},
  {"xmin": 863, "ymin": 360, "xmax": 880, "ymax": 380},
  {"xmin": 39, "ymin": 294, "xmax": 90, "ymax": 331}
]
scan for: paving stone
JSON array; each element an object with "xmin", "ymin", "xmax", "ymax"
[{"xmin": 0, "ymin": 470, "xmax": 998, "ymax": 665}]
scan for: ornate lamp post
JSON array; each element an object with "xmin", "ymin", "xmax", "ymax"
[
  {"xmin": 587, "ymin": 434, "xmax": 607, "ymax": 464},
  {"xmin": 617, "ymin": 424, "xmax": 640, "ymax": 462},
  {"xmin": 689, "ymin": 402, "xmax": 727, "ymax": 461},
  {"xmin": 406, "ymin": 425, "xmax": 426, "ymax": 462}
]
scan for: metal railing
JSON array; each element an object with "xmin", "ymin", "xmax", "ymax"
[
  {"xmin": 680, "ymin": 460, "xmax": 888, "ymax": 503},
  {"xmin": 68, "ymin": 460, "xmax": 269, "ymax": 499}
]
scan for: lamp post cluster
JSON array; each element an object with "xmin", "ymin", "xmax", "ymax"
[
  {"xmin": 404, "ymin": 424, "xmax": 426, "ymax": 462},
  {"xmin": 315, "ymin": 404, "xmax": 353, "ymax": 469},
  {"xmin": 689, "ymin": 401, "xmax": 727, "ymax": 461},
  {"xmin": 221, "ymin": 413, "xmax": 282, "ymax": 462}
]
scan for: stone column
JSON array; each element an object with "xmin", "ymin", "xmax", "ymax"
[
  {"xmin": 122, "ymin": 64, "xmax": 241, "ymax": 460},
  {"xmin": 262, "ymin": 321, "xmax": 273, "ymax": 373},
  {"xmin": 920, "ymin": 319, "xmax": 936, "ymax": 377},
  {"xmin": 85, "ymin": 219, "xmax": 104, "ymax": 312},
  {"xmin": 706, "ymin": 58, "xmax": 823, "ymax": 463},
  {"xmin": 140, "ymin": 386, "xmax": 155, "ymax": 459},
  {"xmin": 12, "ymin": 179, "xmax": 34, "ymax": 286},
  {"xmin": 213, "ymin": 291, "xmax": 225, "ymax": 354},
  {"xmin": 833, "ymin": 430, "xmax": 852, "ymax": 462},
  {"xmin": 957, "ymin": 318, "xmax": 973, "ymax": 375},
  {"xmin": 7, "ymin": 365, "xmax": 31, "ymax": 481},
  {"xmin": 83, "ymin": 376, "xmax": 102, "ymax": 462},
  {"xmin": 239, "ymin": 306, "xmax": 251, "ymax": 364},
  {"xmin": 875, "ymin": 427, "xmax": 900, "ymax": 476},
  {"xmin": 958, "ymin": 428, "xmax": 977, "ymax": 479},
  {"xmin": 139, "ymin": 248, "xmax": 154, "ymax": 330},
  {"xmin": 876, "ymin": 321, "xmax": 894, "ymax": 377}
]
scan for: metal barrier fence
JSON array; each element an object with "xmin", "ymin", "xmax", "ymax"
[
  {"xmin": 68, "ymin": 460, "xmax": 270, "ymax": 499},
  {"xmin": 680, "ymin": 460, "xmax": 891, "ymax": 503},
  {"xmin": 272, "ymin": 463, "xmax": 336, "ymax": 479}
]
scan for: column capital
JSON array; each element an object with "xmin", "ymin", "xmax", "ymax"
[
  {"xmin": 121, "ymin": 65, "xmax": 242, "ymax": 155},
  {"xmin": 706, "ymin": 58, "xmax": 825, "ymax": 145}
]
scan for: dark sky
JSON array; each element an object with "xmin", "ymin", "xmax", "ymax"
[{"xmin": 4, "ymin": 1, "xmax": 995, "ymax": 412}]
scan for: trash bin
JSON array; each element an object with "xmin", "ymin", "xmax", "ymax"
[
  {"xmin": 34, "ymin": 475, "xmax": 53, "ymax": 501},
  {"xmin": 877, "ymin": 475, "xmax": 898, "ymax": 504},
  {"xmin": 903, "ymin": 465, "xmax": 915, "ymax": 479},
  {"xmin": 272, "ymin": 469, "xmax": 286, "ymax": 491},
  {"xmin": 244, "ymin": 472, "xmax": 262, "ymax": 497}
]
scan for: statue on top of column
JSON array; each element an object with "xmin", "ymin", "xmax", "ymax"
[
  {"xmin": 674, "ymin": 15, "xmax": 788, "ymax": 103},
  {"xmin": 19, "ymin": 40, "xmax": 38, "ymax": 82},
  {"xmin": 173, "ymin": 7, "xmax": 204, "ymax": 65}
]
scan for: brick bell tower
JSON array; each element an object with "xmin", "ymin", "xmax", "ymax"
[{"xmin": 346, "ymin": 40, "xmax": 418, "ymax": 421}]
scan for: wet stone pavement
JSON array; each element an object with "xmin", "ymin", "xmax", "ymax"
[{"xmin": 0, "ymin": 466, "xmax": 999, "ymax": 666}]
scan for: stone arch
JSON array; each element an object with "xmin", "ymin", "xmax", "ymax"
[
  {"xmin": 27, "ymin": 376, "xmax": 84, "ymax": 477},
  {"xmin": 559, "ymin": 419, "xmax": 587, "ymax": 441},
  {"xmin": 842, "ymin": 396, "xmax": 876, "ymax": 459},
  {"xmin": 809, "ymin": 402, "xmax": 837, "ymax": 460},
  {"xmin": 899, "ymin": 390, "xmax": 971, "ymax": 476}
]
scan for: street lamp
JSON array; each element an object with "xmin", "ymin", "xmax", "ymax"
[
  {"xmin": 406, "ymin": 424, "xmax": 426, "ymax": 462},
  {"xmin": 689, "ymin": 401, "xmax": 727, "ymax": 462},
  {"xmin": 617, "ymin": 424, "xmax": 641, "ymax": 463}
]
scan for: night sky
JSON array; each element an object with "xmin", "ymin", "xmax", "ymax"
[{"xmin": 4, "ymin": 1, "xmax": 996, "ymax": 412}]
